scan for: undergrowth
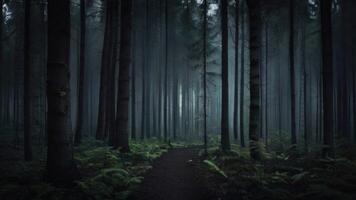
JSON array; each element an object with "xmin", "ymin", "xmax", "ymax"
[
  {"xmin": 0, "ymin": 139, "xmax": 169, "ymax": 200},
  {"xmin": 200, "ymin": 139, "xmax": 356, "ymax": 200}
]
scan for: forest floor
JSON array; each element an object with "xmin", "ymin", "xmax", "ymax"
[
  {"xmin": 2, "ymin": 134, "xmax": 356, "ymax": 200},
  {"xmin": 129, "ymin": 148, "xmax": 215, "ymax": 200}
]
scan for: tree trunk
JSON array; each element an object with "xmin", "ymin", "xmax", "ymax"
[
  {"xmin": 233, "ymin": 1, "xmax": 239, "ymax": 142},
  {"xmin": 221, "ymin": 0, "xmax": 230, "ymax": 151},
  {"xmin": 131, "ymin": 7, "xmax": 136, "ymax": 140},
  {"xmin": 107, "ymin": 0, "xmax": 120, "ymax": 146},
  {"xmin": 247, "ymin": 0, "xmax": 262, "ymax": 160},
  {"xmin": 74, "ymin": 0, "xmax": 86, "ymax": 146},
  {"xmin": 264, "ymin": 23, "xmax": 268, "ymax": 146},
  {"xmin": 289, "ymin": 0, "xmax": 297, "ymax": 145},
  {"xmin": 203, "ymin": 0, "xmax": 208, "ymax": 154},
  {"xmin": 164, "ymin": 0, "xmax": 168, "ymax": 142},
  {"xmin": 96, "ymin": 0, "xmax": 112, "ymax": 140},
  {"xmin": 114, "ymin": 0, "xmax": 132, "ymax": 152},
  {"xmin": 321, "ymin": 0, "xmax": 334, "ymax": 158},
  {"xmin": 47, "ymin": 0, "xmax": 76, "ymax": 184},
  {"xmin": 240, "ymin": 5, "xmax": 246, "ymax": 147},
  {"xmin": 24, "ymin": 0, "xmax": 33, "ymax": 161}
]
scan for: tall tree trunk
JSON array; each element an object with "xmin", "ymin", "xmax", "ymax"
[
  {"xmin": 203, "ymin": 0, "xmax": 208, "ymax": 154},
  {"xmin": 233, "ymin": 1, "xmax": 239, "ymax": 142},
  {"xmin": 114, "ymin": 0, "xmax": 132, "ymax": 152},
  {"xmin": 75, "ymin": 0, "xmax": 86, "ymax": 146},
  {"xmin": 108, "ymin": 0, "xmax": 120, "ymax": 146},
  {"xmin": 221, "ymin": 0, "xmax": 230, "ymax": 151},
  {"xmin": 240, "ymin": 5, "xmax": 246, "ymax": 147},
  {"xmin": 164, "ymin": 0, "xmax": 168, "ymax": 142},
  {"xmin": 131, "ymin": 8, "xmax": 136, "ymax": 140},
  {"xmin": 264, "ymin": 23, "xmax": 268, "ymax": 146},
  {"xmin": 47, "ymin": 0, "xmax": 76, "ymax": 183},
  {"xmin": 321, "ymin": 0, "xmax": 334, "ymax": 158},
  {"xmin": 289, "ymin": 0, "xmax": 297, "ymax": 145},
  {"xmin": 0, "ymin": 0, "xmax": 3, "ymax": 125},
  {"xmin": 96, "ymin": 0, "xmax": 112, "ymax": 140},
  {"xmin": 24, "ymin": 0, "xmax": 33, "ymax": 161},
  {"xmin": 247, "ymin": 0, "xmax": 262, "ymax": 160}
]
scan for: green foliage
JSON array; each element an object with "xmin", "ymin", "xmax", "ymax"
[
  {"xmin": 199, "ymin": 139, "xmax": 356, "ymax": 200},
  {"xmin": 203, "ymin": 160, "xmax": 227, "ymax": 178},
  {"xmin": 0, "ymin": 139, "xmax": 168, "ymax": 200}
]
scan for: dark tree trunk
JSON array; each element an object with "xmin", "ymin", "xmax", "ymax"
[
  {"xmin": 131, "ymin": 9, "xmax": 136, "ymax": 140},
  {"xmin": 96, "ymin": 0, "xmax": 112, "ymax": 140},
  {"xmin": 321, "ymin": 0, "xmax": 334, "ymax": 157},
  {"xmin": 24, "ymin": 0, "xmax": 33, "ymax": 161},
  {"xmin": 164, "ymin": 0, "xmax": 168, "ymax": 142},
  {"xmin": 47, "ymin": 0, "xmax": 76, "ymax": 184},
  {"xmin": 289, "ymin": 0, "xmax": 297, "ymax": 145},
  {"xmin": 114, "ymin": 0, "xmax": 132, "ymax": 152},
  {"xmin": 247, "ymin": 0, "xmax": 262, "ymax": 160},
  {"xmin": 221, "ymin": 0, "xmax": 230, "ymax": 151},
  {"xmin": 203, "ymin": 0, "xmax": 208, "ymax": 154},
  {"xmin": 240, "ymin": 5, "xmax": 246, "ymax": 147},
  {"xmin": 233, "ymin": 1, "xmax": 239, "ymax": 141},
  {"xmin": 75, "ymin": 0, "xmax": 86, "ymax": 146},
  {"xmin": 107, "ymin": 0, "xmax": 120, "ymax": 146},
  {"xmin": 264, "ymin": 23, "xmax": 268, "ymax": 146}
]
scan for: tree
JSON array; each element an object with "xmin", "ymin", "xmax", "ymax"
[
  {"xmin": 289, "ymin": 0, "xmax": 297, "ymax": 145},
  {"xmin": 47, "ymin": 0, "xmax": 76, "ymax": 183},
  {"xmin": 240, "ymin": 3, "xmax": 246, "ymax": 147},
  {"xmin": 233, "ymin": 0, "xmax": 239, "ymax": 142},
  {"xmin": 203, "ymin": 0, "xmax": 208, "ymax": 154},
  {"xmin": 220, "ymin": 0, "xmax": 230, "ymax": 151},
  {"xmin": 96, "ymin": 0, "xmax": 112, "ymax": 140},
  {"xmin": 24, "ymin": 0, "xmax": 33, "ymax": 161},
  {"xmin": 74, "ymin": 0, "xmax": 86, "ymax": 146},
  {"xmin": 247, "ymin": 0, "xmax": 262, "ymax": 160},
  {"xmin": 114, "ymin": 0, "xmax": 132, "ymax": 152},
  {"xmin": 164, "ymin": 0, "xmax": 169, "ymax": 142},
  {"xmin": 321, "ymin": 0, "xmax": 334, "ymax": 158}
]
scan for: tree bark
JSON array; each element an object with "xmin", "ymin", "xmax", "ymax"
[
  {"xmin": 24, "ymin": 0, "xmax": 33, "ymax": 161},
  {"xmin": 321, "ymin": 0, "xmax": 334, "ymax": 158},
  {"xmin": 289, "ymin": 0, "xmax": 297, "ymax": 145},
  {"xmin": 247, "ymin": 0, "xmax": 262, "ymax": 160},
  {"xmin": 114, "ymin": 0, "xmax": 132, "ymax": 152},
  {"xmin": 164, "ymin": 0, "xmax": 168, "ymax": 142},
  {"xmin": 233, "ymin": 1, "xmax": 239, "ymax": 142},
  {"xmin": 74, "ymin": 0, "xmax": 86, "ymax": 146},
  {"xmin": 203, "ymin": 0, "xmax": 208, "ymax": 154},
  {"xmin": 240, "ymin": 5, "xmax": 246, "ymax": 147},
  {"xmin": 47, "ymin": 0, "xmax": 76, "ymax": 184},
  {"xmin": 221, "ymin": 0, "xmax": 230, "ymax": 151},
  {"xmin": 96, "ymin": 0, "xmax": 112, "ymax": 140}
]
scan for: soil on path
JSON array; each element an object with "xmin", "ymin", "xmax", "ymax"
[{"xmin": 129, "ymin": 148, "xmax": 215, "ymax": 200}]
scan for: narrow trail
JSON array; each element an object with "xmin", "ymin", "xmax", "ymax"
[{"xmin": 129, "ymin": 148, "xmax": 213, "ymax": 200}]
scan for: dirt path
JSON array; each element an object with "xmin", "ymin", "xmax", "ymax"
[{"xmin": 129, "ymin": 148, "xmax": 213, "ymax": 200}]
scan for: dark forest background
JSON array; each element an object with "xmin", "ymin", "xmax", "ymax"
[{"xmin": 1, "ymin": 0, "xmax": 356, "ymax": 200}]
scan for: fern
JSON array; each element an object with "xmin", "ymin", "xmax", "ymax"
[{"xmin": 203, "ymin": 160, "xmax": 228, "ymax": 178}]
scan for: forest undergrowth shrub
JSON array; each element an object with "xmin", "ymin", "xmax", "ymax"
[
  {"xmin": 0, "ymin": 138, "xmax": 169, "ymax": 200},
  {"xmin": 200, "ymin": 139, "xmax": 356, "ymax": 200}
]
